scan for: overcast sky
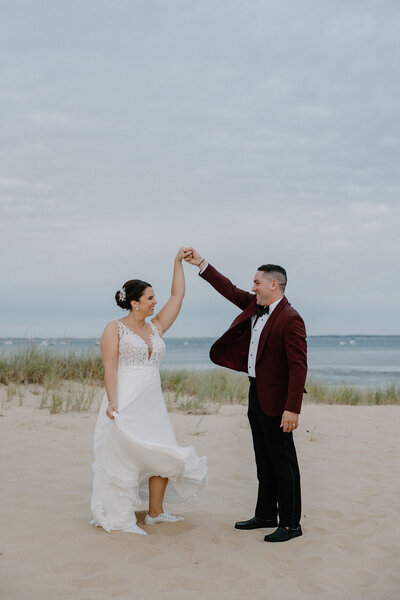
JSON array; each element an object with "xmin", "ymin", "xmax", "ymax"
[{"xmin": 1, "ymin": 0, "xmax": 399, "ymax": 338}]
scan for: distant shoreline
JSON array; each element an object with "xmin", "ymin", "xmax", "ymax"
[{"xmin": 1, "ymin": 334, "xmax": 400, "ymax": 340}]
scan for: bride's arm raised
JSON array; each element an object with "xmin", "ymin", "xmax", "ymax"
[
  {"xmin": 100, "ymin": 322, "xmax": 119, "ymax": 420},
  {"xmin": 152, "ymin": 247, "xmax": 191, "ymax": 335}
]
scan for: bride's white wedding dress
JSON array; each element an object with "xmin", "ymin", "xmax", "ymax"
[{"xmin": 90, "ymin": 320, "xmax": 208, "ymax": 532}]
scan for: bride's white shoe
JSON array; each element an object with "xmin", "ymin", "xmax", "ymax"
[{"xmin": 144, "ymin": 512, "xmax": 184, "ymax": 525}]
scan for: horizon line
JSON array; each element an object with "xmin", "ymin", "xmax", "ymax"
[{"xmin": 1, "ymin": 334, "xmax": 400, "ymax": 340}]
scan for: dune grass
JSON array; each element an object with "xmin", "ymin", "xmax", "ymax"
[
  {"xmin": 305, "ymin": 379, "xmax": 400, "ymax": 406},
  {"xmin": 0, "ymin": 346, "xmax": 399, "ymax": 414},
  {"xmin": 160, "ymin": 369, "xmax": 249, "ymax": 413},
  {"xmin": 161, "ymin": 372, "xmax": 400, "ymax": 412},
  {"xmin": 0, "ymin": 345, "xmax": 103, "ymax": 415},
  {"xmin": 0, "ymin": 345, "xmax": 103, "ymax": 385}
]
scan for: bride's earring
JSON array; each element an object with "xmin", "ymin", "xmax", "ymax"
[{"xmin": 136, "ymin": 307, "xmax": 139, "ymax": 311}]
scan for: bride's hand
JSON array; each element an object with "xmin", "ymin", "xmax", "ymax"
[
  {"xmin": 176, "ymin": 247, "xmax": 192, "ymax": 262},
  {"xmin": 106, "ymin": 401, "xmax": 118, "ymax": 420}
]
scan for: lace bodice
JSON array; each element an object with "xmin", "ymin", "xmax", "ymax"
[{"xmin": 116, "ymin": 321, "xmax": 165, "ymax": 368}]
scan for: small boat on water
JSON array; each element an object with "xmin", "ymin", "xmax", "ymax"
[
  {"xmin": 349, "ymin": 339, "xmax": 356, "ymax": 346},
  {"xmin": 39, "ymin": 340, "xmax": 48, "ymax": 346},
  {"xmin": 4, "ymin": 340, "xmax": 13, "ymax": 345}
]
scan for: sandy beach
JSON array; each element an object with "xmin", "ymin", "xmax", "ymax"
[{"xmin": 1, "ymin": 391, "xmax": 399, "ymax": 600}]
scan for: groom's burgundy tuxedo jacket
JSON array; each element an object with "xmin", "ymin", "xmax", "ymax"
[{"xmin": 200, "ymin": 264, "xmax": 307, "ymax": 416}]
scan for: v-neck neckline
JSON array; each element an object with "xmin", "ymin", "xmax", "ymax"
[{"xmin": 117, "ymin": 320, "xmax": 157, "ymax": 360}]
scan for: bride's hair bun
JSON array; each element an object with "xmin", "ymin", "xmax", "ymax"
[{"xmin": 115, "ymin": 279, "xmax": 152, "ymax": 310}]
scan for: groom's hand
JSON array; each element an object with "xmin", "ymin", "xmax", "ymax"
[
  {"xmin": 184, "ymin": 247, "xmax": 205, "ymax": 267},
  {"xmin": 281, "ymin": 410, "xmax": 299, "ymax": 433}
]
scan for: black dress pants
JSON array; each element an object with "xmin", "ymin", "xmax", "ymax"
[{"xmin": 247, "ymin": 378, "xmax": 301, "ymax": 528}]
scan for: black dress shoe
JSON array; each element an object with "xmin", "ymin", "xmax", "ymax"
[
  {"xmin": 234, "ymin": 516, "xmax": 278, "ymax": 530},
  {"xmin": 264, "ymin": 525, "xmax": 302, "ymax": 542}
]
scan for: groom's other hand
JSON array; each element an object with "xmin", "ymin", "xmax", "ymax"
[
  {"xmin": 280, "ymin": 410, "xmax": 299, "ymax": 433},
  {"xmin": 184, "ymin": 247, "xmax": 206, "ymax": 269}
]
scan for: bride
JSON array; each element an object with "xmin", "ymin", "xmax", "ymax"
[{"xmin": 90, "ymin": 247, "xmax": 208, "ymax": 535}]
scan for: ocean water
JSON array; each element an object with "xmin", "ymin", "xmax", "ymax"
[{"xmin": 1, "ymin": 336, "xmax": 399, "ymax": 388}]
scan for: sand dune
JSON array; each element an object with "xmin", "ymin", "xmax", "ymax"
[{"xmin": 1, "ymin": 392, "xmax": 399, "ymax": 600}]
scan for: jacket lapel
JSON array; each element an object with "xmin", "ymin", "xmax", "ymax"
[
  {"xmin": 256, "ymin": 297, "xmax": 288, "ymax": 363},
  {"xmin": 227, "ymin": 297, "xmax": 257, "ymax": 330}
]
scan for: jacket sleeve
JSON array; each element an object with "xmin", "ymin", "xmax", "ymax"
[
  {"xmin": 283, "ymin": 315, "xmax": 308, "ymax": 414},
  {"xmin": 199, "ymin": 263, "xmax": 254, "ymax": 311}
]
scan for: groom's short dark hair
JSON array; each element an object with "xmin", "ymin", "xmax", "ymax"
[{"xmin": 258, "ymin": 264, "xmax": 287, "ymax": 293}]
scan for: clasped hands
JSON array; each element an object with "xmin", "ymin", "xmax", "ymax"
[{"xmin": 181, "ymin": 246, "xmax": 203, "ymax": 267}]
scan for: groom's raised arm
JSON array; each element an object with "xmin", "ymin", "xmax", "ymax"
[
  {"xmin": 200, "ymin": 263, "xmax": 254, "ymax": 310},
  {"xmin": 186, "ymin": 248, "xmax": 253, "ymax": 311}
]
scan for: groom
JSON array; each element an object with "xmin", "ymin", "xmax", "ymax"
[{"xmin": 186, "ymin": 249, "xmax": 307, "ymax": 542}]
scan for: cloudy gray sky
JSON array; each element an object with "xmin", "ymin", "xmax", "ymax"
[{"xmin": 1, "ymin": 0, "xmax": 399, "ymax": 338}]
